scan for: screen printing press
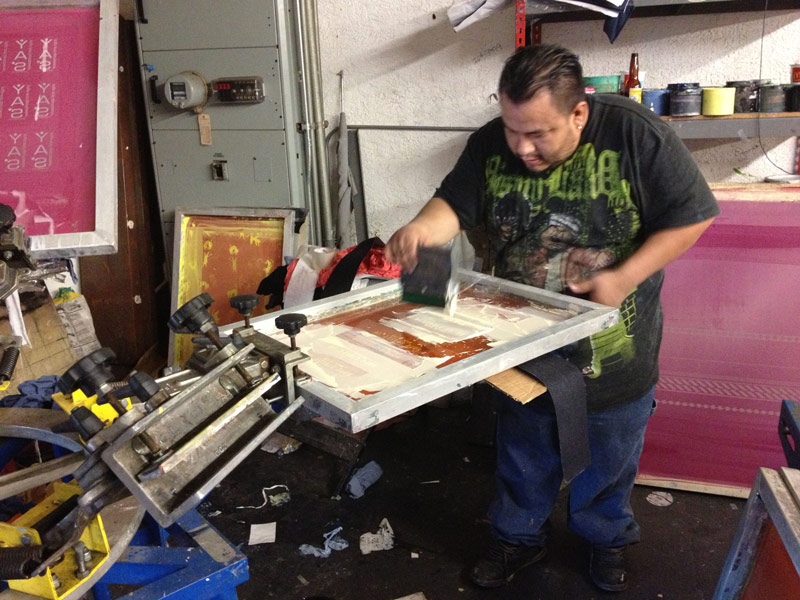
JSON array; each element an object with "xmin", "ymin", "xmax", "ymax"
[{"xmin": 0, "ymin": 268, "xmax": 617, "ymax": 599}]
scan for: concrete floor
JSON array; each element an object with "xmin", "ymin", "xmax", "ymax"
[{"xmin": 203, "ymin": 401, "xmax": 745, "ymax": 600}]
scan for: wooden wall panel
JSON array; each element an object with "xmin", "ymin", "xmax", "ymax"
[{"xmin": 80, "ymin": 20, "xmax": 168, "ymax": 371}]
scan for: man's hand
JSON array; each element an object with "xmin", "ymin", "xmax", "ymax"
[
  {"xmin": 385, "ymin": 222, "xmax": 430, "ymax": 272},
  {"xmin": 568, "ymin": 269, "xmax": 635, "ymax": 308},
  {"xmin": 568, "ymin": 218, "xmax": 716, "ymax": 307},
  {"xmin": 384, "ymin": 197, "xmax": 462, "ymax": 272}
]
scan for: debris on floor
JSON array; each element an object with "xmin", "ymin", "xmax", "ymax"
[
  {"xmin": 393, "ymin": 594, "xmax": 428, "ymax": 600},
  {"xmin": 236, "ymin": 484, "xmax": 290, "ymax": 509},
  {"xmin": 248, "ymin": 522, "xmax": 276, "ymax": 545},
  {"xmin": 359, "ymin": 518, "xmax": 395, "ymax": 555},
  {"xmin": 299, "ymin": 525, "xmax": 349, "ymax": 558},
  {"xmin": 260, "ymin": 432, "xmax": 302, "ymax": 455},
  {"xmin": 346, "ymin": 460, "xmax": 383, "ymax": 498},
  {"xmin": 646, "ymin": 490, "xmax": 674, "ymax": 507}
]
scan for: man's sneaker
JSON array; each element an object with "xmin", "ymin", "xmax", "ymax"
[
  {"xmin": 589, "ymin": 546, "xmax": 629, "ymax": 592},
  {"xmin": 468, "ymin": 539, "xmax": 547, "ymax": 588}
]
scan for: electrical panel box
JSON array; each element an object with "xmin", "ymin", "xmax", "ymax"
[
  {"xmin": 137, "ymin": 0, "xmax": 278, "ymax": 50},
  {"xmin": 136, "ymin": 0, "xmax": 306, "ymax": 263}
]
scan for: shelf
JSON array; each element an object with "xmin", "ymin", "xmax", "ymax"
[
  {"xmin": 526, "ymin": 0, "xmax": 799, "ymax": 23},
  {"xmin": 661, "ymin": 112, "xmax": 800, "ymax": 139}
]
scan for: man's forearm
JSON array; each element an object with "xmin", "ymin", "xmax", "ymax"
[
  {"xmin": 409, "ymin": 197, "xmax": 462, "ymax": 246},
  {"xmin": 616, "ymin": 218, "xmax": 715, "ymax": 291}
]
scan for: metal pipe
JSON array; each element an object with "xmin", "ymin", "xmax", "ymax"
[
  {"xmin": 302, "ymin": 0, "xmax": 336, "ymax": 248},
  {"xmin": 292, "ymin": 0, "xmax": 322, "ymax": 245},
  {"xmin": 346, "ymin": 124, "xmax": 479, "ymax": 133}
]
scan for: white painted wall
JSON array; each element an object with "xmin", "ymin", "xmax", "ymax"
[{"xmin": 318, "ymin": 4, "xmax": 800, "ymax": 242}]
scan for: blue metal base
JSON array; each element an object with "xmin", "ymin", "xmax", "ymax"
[{"xmin": 92, "ymin": 510, "xmax": 248, "ymax": 600}]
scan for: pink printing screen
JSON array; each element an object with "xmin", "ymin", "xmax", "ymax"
[{"xmin": 0, "ymin": 7, "xmax": 99, "ymax": 236}]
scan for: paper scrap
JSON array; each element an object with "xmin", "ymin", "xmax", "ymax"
[
  {"xmin": 359, "ymin": 518, "xmax": 394, "ymax": 555},
  {"xmin": 248, "ymin": 522, "xmax": 276, "ymax": 545},
  {"xmin": 393, "ymin": 593, "xmax": 428, "ymax": 600},
  {"xmin": 6, "ymin": 290, "xmax": 31, "ymax": 347}
]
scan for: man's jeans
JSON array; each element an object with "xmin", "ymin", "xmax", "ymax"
[{"xmin": 488, "ymin": 385, "xmax": 656, "ymax": 548}]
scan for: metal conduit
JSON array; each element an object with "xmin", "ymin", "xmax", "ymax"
[
  {"xmin": 293, "ymin": 0, "xmax": 321, "ymax": 245},
  {"xmin": 297, "ymin": 0, "xmax": 335, "ymax": 248}
]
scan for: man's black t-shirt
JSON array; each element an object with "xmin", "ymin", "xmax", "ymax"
[{"xmin": 435, "ymin": 93, "xmax": 720, "ymax": 411}]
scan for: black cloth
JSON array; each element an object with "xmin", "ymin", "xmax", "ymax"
[{"xmin": 435, "ymin": 93, "xmax": 720, "ymax": 412}]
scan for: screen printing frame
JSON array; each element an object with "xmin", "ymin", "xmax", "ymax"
[
  {"xmin": 222, "ymin": 270, "xmax": 619, "ymax": 433},
  {"xmin": 168, "ymin": 206, "xmax": 298, "ymax": 365},
  {"xmin": 0, "ymin": 0, "xmax": 120, "ymax": 258}
]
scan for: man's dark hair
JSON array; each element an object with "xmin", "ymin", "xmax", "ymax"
[{"xmin": 498, "ymin": 44, "xmax": 585, "ymax": 114}]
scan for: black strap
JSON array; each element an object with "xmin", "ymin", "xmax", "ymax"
[
  {"xmin": 516, "ymin": 354, "xmax": 590, "ymax": 483},
  {"xmin": 257, "ymin": 264, "xmax": 289, "ymax": 309},
  {"xmin": 315, "ymin": 237, "xmax": 382, "ymax": 300}
]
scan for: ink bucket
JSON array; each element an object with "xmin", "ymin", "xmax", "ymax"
[
  {"xmin": 787, "ymin": 84, "xmax": 800, "ymax": 112},
  {"xmin": 759, "ymin": 84, "xmax": 787, "ymax": 113},
  {"xmin": 668, "ymin": 83, "xmax": 702, "ymax": 116},
  {"xmin": 701, "ymin": 87, "xmax": 735, "ymax": 116},
  {"xmin": 642, "ymin": 89, "xmax": 669, "ymax": 115},
  {"xmin": 726, "ymin": 80, "xmax": 760, "ymax": 113}
]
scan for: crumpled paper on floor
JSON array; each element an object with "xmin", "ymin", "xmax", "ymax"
[
  {"xmin": 299, "ymin": 526, "xmax": 349, "ymax": 558},
  {"xmin": 359, "ymin": 518, "xmax": 394, "ymax": 555}
]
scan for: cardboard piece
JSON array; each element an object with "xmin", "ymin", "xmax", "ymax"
[
  {"xmin": 0, "ymin": 292, "xmax": 76, "ymax": 395},
  {"xmin": 485, "ymin": 368, "xmax": 547, "ymax": 404}
]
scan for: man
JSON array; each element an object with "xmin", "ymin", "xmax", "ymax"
[{"xmin": 385, "ymin": 44, "xmax": 719, "ymax": 592}]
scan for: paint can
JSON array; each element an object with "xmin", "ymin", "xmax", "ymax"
[
  {"xmin": 642, "ymin": 88, "xmax": 669, "ymax": 115},
  {"xmin": 668, "ymin": 83, "xmax": 702, "ymax": 117},
  {"xmin": 759, "ymin": 84, "xmax": 787, "ymax": 113},
  {"xmin": 726, "ymin": 80, "xmax": 759, "ymax": 112},
  {"xmin": 787, "ymin": 84, "xmax": 800, "ymax": 112},
  {"xmin": 701, "ymin": 87, "xmax": 735, "ymax": 116}
]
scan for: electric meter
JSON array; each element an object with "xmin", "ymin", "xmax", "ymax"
[{"xmin": 164, "ymin": 71, "xmax": 209, "ymax": 110}]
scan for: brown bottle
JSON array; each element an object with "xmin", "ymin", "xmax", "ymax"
[{"xmin": 624, "ymin": 53, "xmax": 641, "ymax": 95}]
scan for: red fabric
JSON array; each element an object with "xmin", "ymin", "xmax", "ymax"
[
  {"xmin": 283, "ymin": 245, "xmax": 401, "ymax": 291},
  {"xmin": 316, "ymin": 245, "xmax": 401, "ymax": 288}
]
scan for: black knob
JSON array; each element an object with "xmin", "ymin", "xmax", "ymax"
[
  {"xmin": 230, "ymin": 294, "xmax": 259, "ymax": 317},
  {"xmin": 168, "ymin": 293, "xmax": 216, "ymax": 334},
  {"xmin": 58, "ymin": 348, "xmax": 116, "ymax": 398},
  {"xmin": 0, "ymin": 203, "xmax": 16, "ymax": 231},
  {"xmin": 69, "ymin": 406, "xmax": 104, "ymax": 439},
  {"xmin": 275, "ymin": 313, "xmax": 307, "ymax": 338},
  {"xmin": 127, "ymin": 371, "xmax": 160, "ymax": 402}
]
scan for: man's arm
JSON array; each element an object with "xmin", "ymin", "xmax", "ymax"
[
  {"xmin": 568, "ymin": 217, "xmax": 715, "ymax": 307},
  {"xmin": 384, "ymin": 197, "xmax": 462, "ymax": 271}
]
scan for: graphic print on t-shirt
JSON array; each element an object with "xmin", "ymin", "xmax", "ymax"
[{"xmin": 484, "ymin": 142, "xmax": 640, "ymax": 377}]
